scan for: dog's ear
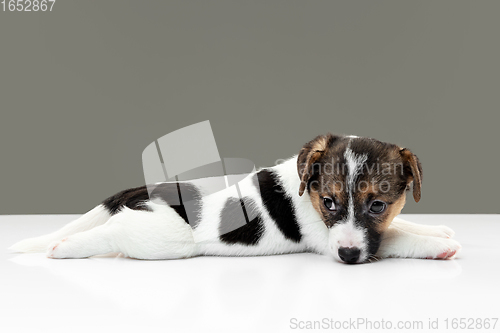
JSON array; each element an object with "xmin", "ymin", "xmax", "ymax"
[
  {"xmin": 399, "ymin": 148, "xmax": 423, "ymax": 202},
  {"xmin": 297, "ymin": 134, "xmax": 340, "ymax": 196}
]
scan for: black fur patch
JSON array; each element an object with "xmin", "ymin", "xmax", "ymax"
[
  {"xmin": 366, "ymin": 228, "xmax": 382, "ymax": 258},
  {"xmin": 254, "ymin": 169, "xmax": 302, "ymax": 243},
  {"xmin": 102, "ymin": 186, "xmax": 151, "ymax": 215},
  {"xmin": 102, "ymin": 183, "xmax": 202, "ymax": 226},
  {"xmin": 219, "ymin": 197, "xmax": 264, "ymax": 245}
]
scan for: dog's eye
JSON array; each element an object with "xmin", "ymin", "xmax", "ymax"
[
  {"xmin": 323, "ymin": 197, "xmax": 336, "ymax": 211},
  {"xmin": 369, "ymin": 201, "xmax": 386, "ymax": 214}
]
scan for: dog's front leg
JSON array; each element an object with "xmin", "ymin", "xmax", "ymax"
[
  {"xmin": 377, "ymin": 225, "xmax": 461, "ymax": 260},
  {"xmin": 390, "ymin": 217, "xmax": 456, "ymax": 238}
]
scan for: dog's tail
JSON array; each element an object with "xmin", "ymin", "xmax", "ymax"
[{"xmin": 9, "ymin": 205, "xmax": 111, "ymax": 253}]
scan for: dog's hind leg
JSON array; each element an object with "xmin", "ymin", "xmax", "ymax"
[
  {"xmin": 9, "ymin": 205, "xmax": 111, "ymax": 253},
  {"xmin": 377, "ymin": 225, "xmax": 461, "ymax": 260},
  {"xmin": 390, "ymin": 216, "xmax": 455, "ymax": 238},
  {"xmin": 47, "ymin": 202, "xmax": 197, "ymax": 260}
]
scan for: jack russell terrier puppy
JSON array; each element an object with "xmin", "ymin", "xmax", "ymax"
[{"xmin": 10, "ymin": 134, "xmax": 461, "ymax": 264}]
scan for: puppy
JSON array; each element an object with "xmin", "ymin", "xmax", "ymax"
[{"xmin": 10, "ymin": 134, "xmax": 461, "ymax": 263}]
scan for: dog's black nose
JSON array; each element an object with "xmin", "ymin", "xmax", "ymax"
[{"xmin": 338, "ymin": 247, "xmax": 361, "ymax": 264}]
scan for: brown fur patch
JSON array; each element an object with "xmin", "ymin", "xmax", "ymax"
[
  {"xmin": 399, "ymin": 148, "xmax": 423, "ymax": 202},
  {"xmin": 309, "ymin": 190, "xmax": 323, "ymax": 218},
  {"xmin": 297, "ymin": 134, "xmax": 341, "ymax": 196},
  {"xmin": 376, "ymin": 193, "xmax": 407, "ymax": 233}
]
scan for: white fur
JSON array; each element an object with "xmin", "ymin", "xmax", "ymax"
[
  {"xmin": 391, "ymin": 217, "xmax": 455, "ymax": 238},
  {"xmin": 377, "ymin": 224, "xmax": 461, "ymax": 259},
  {"xmin": 48, "ymin": 201, "xmax": 196, "ymax": 259},
  {"xmin": 328, "ymin": 222, "xmax": 367, "ymax": 262}
]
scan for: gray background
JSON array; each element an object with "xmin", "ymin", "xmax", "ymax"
[{"xmin": 0, "ymin": 0, "xmax": 498, "ymax": 214}]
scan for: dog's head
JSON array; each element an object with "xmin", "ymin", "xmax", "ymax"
[{"xmin": 297, "ymin": 134, "xmax": 422, "ymax": 264}]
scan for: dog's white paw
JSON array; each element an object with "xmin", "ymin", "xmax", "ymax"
[
  {"xmin": 47, "ymin": 237, "xmax": 75, "ymax": 259},
  {"xmin": 423, "ymin": 237, "xmax": 461, "ymax": 260}
]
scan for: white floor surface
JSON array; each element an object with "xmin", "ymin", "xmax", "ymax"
[{"xmin": 1, "ymin": 214, "xmax": 499, "ymax": 333}]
